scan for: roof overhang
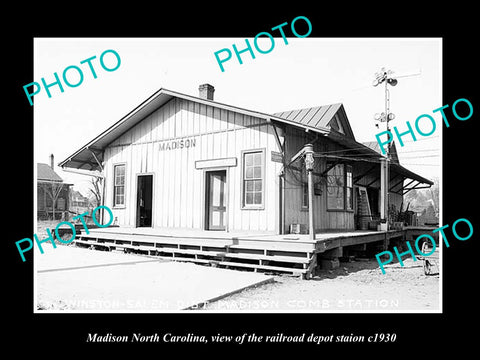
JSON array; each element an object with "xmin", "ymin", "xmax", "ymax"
[
  {"xmin": 58, "ymin": 88, "xmax": 331, "ymax": 171},
  {"xmin": 315, "ymin": 133, "xmax": 433, "ymax": 186},
  {"xmin": 57, "ymin": 86, "xmax": 434, "ymax": 187},
  {"xmin": 390, "ymin": 163, "xmax": 433, "ymax": 186},
  {"xmin": 58, "ymin": 89, "xmax": 175, "ymax": 171}
]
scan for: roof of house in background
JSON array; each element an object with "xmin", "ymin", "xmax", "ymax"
[
  {"xmin": 37, "ymin": 163, "xmax": 64, "ymax": 182},
  {"xmin": 70, "ymin": 189, "xmax": 89, "ymax": 199}
]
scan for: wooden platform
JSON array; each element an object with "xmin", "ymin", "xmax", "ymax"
[{"xmin": 74, "ymin": 227, "xmax": 409, "ymax": 279}]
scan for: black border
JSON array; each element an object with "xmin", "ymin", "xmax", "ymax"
[{"xmin": 7, "ymin": 5, "xmax": 478, "ymax": 354}]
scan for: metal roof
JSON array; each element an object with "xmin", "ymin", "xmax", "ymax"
[
  {"xmin": 273, "ymin": 103, "xmax": 355, "ymax": 139},
  {"xmin": 58, "ymin": 88, "xmax": 332, "ymax": 171},
  {"xmin": 57, "ymin": 87, "xmax": 433, "ymax": 186},
  {"xmin": 362, "ymin": 141, "xmax": 400, "ymax": 165},
  {"xmin": 274, "ymin": 103, "xmax": 341, "ymax": 129},
  {"xmin": 360, "ymin": 141, "xmax": 433, "ymax": 186}
]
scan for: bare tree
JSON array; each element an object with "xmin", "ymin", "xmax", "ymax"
[
  {"xmin": 429, "ymin": 176, "xmax": 440, "ymax": 216},
  {"xmin": 88, "ymin": 176, "xmax": 103, "ymax": 208},
  {"xmin": 42, "ymin": 181, "xmax": 66, "ymax": 220}
]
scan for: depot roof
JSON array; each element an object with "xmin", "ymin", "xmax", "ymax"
[
  {"xmin": 58, "ymin": 87, "xmax": 336, "ymax": 171},
  {"xmin": 58, "ymin": 87, "xmax": 433, "ymax": 186}
]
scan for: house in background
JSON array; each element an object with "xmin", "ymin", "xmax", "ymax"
[
  {"xmin": 417, "ymin": 201, "xmax": 439, "ymax": 226},
  {"xmin": 37, "ymin": 154, "xmax": 71, "ymax": 220},
  {"xmin": 69, "ymin": 189, "xmax": 92, "ymax": 217}
]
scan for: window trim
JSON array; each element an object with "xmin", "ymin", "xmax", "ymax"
[
  {"xmin": 113, "ymin": 163, "xmax": 126, "ymax": 209},
  {"xmin": 241, "ymin": 148, "xmax": 266, "ymax": 210},
  {"xmin": 326, "ymin": 163, "xmax": 353, "ymax": 211}
]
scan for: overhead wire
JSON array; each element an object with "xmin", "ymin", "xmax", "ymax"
[
  {"xmin": 281, "ymin": 135, "xmax": 440, "ymax": 188},
  {"xmin": 307, "ymin": 145, "xmax": 440, "ymax": 157},
  {"xmin": 399, "ymin": 154, "xmax": 439, "ymax": 159},
  {"xmin": 402, "ymin": 163, "xmax": 439, "ymax": 166},
  {"xmin": 397, "ymin": 148, "xmax": 439, "ymax": 154}
]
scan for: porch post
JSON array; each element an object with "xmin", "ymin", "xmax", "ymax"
[{"xmin": 304, "ymin": 144, "xmax": 315, "ymax": 240}]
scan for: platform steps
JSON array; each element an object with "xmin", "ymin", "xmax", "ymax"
[{"xmin": 74, "ymin": 234, "xmax": 317, "ymax": 279}]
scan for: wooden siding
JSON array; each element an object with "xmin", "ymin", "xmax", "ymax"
[
  {"xmin": 354, "ymin": 161, "xmax": 405, "ymax": 217},
  {"xmin": 103, "ymin": 97, "xmax": 283, "ymax": 232},
  {"xmin": 283, "ymin": 127, "xmax": 355, "ymax": 232}
]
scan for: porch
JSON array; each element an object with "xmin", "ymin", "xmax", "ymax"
[{"xmin": 73, "ymin": 226, "xmax": 412, "ymax": 279}]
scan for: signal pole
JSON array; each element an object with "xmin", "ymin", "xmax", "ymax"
[{"xmin": 373, "ymin": 68, "xmax": 398, "ymax": 230}]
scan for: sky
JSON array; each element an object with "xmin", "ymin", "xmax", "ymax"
[{"xmin": 34, "ymin": 38, "xmax": 441, "ymax": 195}]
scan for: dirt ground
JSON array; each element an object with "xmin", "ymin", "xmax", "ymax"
[
  {"xmin": 36, "ymin": 245, "xmax": 273, "ymax": 312},
  {"xmin": 200, "ymin": 257, "xmax": 440, "ymax": 312},
  {"xmin": 35, "ymin": 220, "xmax": 440, "ymax": 313}
]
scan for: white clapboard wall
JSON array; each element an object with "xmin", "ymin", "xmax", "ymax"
[{"xmin": 103, "ymin": 97, "xmax": 283, "ymax": 232}]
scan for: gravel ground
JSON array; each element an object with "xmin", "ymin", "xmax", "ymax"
[{"xmin": 200, "ymin": 257, "xmax": 440, "ymax": 312}]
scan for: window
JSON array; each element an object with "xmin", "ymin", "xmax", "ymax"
[
  {"xmin": 57, "ymin": 198, "xmax": 66, "ymax": 211},
  {"xmin": 301, "ymin": 167, "xmax": 308, "ymax": 208},
  {"xmin": 302, "ymin": 182, "xmax": 309, "ymax": 209},
  {"xmin": 327, "ymin": 164, "xmax": 353, "ymax": 210},
  {"xmin": 242, "ymin": 150, "xmax": 264, "ymax": 207},
  {"xmin": 113, "ymin": 164, "xmax": 125, "ymax": 207},
  {"xmin": 346, "ymin": 165, "xmax": 353, "ymax": 210}
]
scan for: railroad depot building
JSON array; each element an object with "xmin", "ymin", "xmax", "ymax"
[{"xmin": 59, "ymin": 84, "xmax": 433, "ymax": 236}]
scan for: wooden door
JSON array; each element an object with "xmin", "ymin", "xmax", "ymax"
[{"xmin": 206, "ymin": 171, "xmax": 227, "ymax": 230}]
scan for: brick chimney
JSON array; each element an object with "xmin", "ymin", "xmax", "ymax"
[
  {"xmin": 198, "ymin": 83, "xmax": 215, "ymax": 100},
  {"xmin": 50, "ymin": 153, "xmax": 54, "ymax": 169}
]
